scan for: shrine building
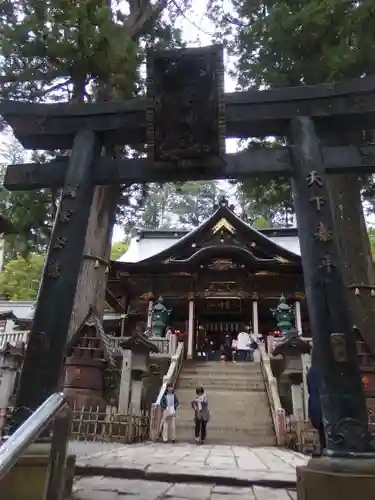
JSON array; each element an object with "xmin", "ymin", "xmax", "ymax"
[{"xmin": 108, "ymin": 198, "xmax": 309, "ymax": 358}]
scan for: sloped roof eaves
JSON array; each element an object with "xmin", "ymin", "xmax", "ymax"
[
  {"xmin": 117, "ymin": 208, "xmax": 223, "ymax": 267},
  {"xmin": 114, "ymin": 209, "xmax": 302, "ymax": 268}
]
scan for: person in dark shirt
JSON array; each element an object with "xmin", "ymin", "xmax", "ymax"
[{"xmin": 307, "ymin": 360, "xmax": 326, "ymax": 455}]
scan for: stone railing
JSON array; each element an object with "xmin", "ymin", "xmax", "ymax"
[
  {"xmin": 0, "ymin": 331, "xmax": 28, "ymax": 349},
  {"xmin": 259, "ymin": 343, "xmax": 286, "ymax": 445},
  {"xmin": 267, "ymin": 335, "xmax": 313, "ymax": 354},
  {"xmin": 149, "ymin": 341, "xmax": 185, "ymax": 440},
  {"xmin": 0, "ymin": 330, "xmax": 178, "ymax": 359},
  {"xmin": 101, "ymin": 334, "xmax": 177, "ymax": 358}
]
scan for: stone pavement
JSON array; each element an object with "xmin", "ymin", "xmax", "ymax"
[
  {"xmin": 71, "ymin": 477, "xmax": 297, "ymax": 500},
  {"xmin": 75, "ymin": 443, "xmax": 308, "ymax": 488},
  {"xmin": 69, "ymin": 440, "xmax": 123, "ymax": 458}
]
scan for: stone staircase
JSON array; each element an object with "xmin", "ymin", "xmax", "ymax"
[{"xmin": 175, "ymin": 361, "xmax": 277, "ymax": 446}]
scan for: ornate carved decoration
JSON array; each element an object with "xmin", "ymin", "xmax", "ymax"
[
  {"xmin": 201, "ymin": 281, "xmax": 246, "ymax": 298},
  {"xmin": 212, "ymin": 218, "xmax": 235, "ymax": 235},
  {"xmin": 162, "ymin": 256, "xmax": 175, "ymax": 264},
  {"xmin": 255, "ymin": 271, "xmax": 279, "ymax": 276},
  {"xmin": 207, "ymin": 259, "xmax": 236, "ymax": 271},
  {"xmin": 275, "ymin": 255, "xmax": 291, "ymax": 264}
]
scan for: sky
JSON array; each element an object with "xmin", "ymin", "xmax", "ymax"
[{"xmin": 113, "ymin": 0, "xmax": 239, "ymax": 242}]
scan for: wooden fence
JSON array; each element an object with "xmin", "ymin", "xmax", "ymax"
[
  {"xmin": 70, "ymin": 405, "xmax": 149, "ymax": 443},
  {"xmin": 1, "ymin": 405, "xmax": 149, "ymax": 443},
  {"xmin": 285, "ymin": 418, "xmax": 319, "ymax": 455},
  {"xmin": 285, "ymin": 417, "xmax": 375, "ymax": 455}
]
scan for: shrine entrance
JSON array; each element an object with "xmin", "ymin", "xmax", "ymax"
[{"xmin": 194, "ymin": 297, "xmax": 251, "ymax": 360}]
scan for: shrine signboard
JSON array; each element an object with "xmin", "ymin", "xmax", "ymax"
[{"xmin": 147, "ymin": 45, "xmax": 225, "ymax": 167}]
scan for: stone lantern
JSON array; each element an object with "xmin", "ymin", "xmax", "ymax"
[
  {"xmin": 272, "ymin": 328, "xmax": 311, "ymax": 420},
  {"xmin": 0, "ymin": 343, "xmax": 25, "ymax": 432},
  {"xmin": 118, "ymin": 332, "xmax": 159, "ymax": 414},
  {"xmin": 150, "ymin": 297, "xmax": 171, "ymax": 337}
]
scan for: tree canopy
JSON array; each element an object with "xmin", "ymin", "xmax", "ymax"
[
  {"xmin": 0, "ymin": 0, "xmax": 188, "ymax": 256},
  {"xmin": 0, "ymin": 253, "xmax": 44, "ymax": 300},
  {"xmin": 0, "ymin": 240, "xmax": 132, "ymax": 300}
]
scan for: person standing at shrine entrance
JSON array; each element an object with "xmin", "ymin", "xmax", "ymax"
[{"xmin": 160, "ymin": 382, "xmax": 180, "ymax": 443}]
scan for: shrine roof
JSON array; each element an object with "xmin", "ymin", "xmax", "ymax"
[{"xmin": 116, "ymin": 204, "xmax": 300, "ymax": 265}]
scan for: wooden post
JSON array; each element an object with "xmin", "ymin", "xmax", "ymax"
[
  {"xmin": 9, "ymin": 130, "xmax": 99, "ymax": 433},
  {"xmin": 289, "ymin": 116, "xmax": 373, "ymax": 455}
]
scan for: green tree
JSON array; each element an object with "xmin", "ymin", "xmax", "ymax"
[
  {"xmin": 211, "ymin": 0, "xmax": 375, "ymax": 351},
  {"xmin": 0, "ymin": 253, "xmax": 45, "ymax": 300},
  {"xmin": 0, "ymin": 0, "xmax": 187, "ymax": 252},
  {"xmin": 110, "ymin": 241, "xmax": 129, "ymax": 261},
  {"xmin": 171, "ymin": 181, "xmax": 225, "ymax": 228},
  {"xmin": 0, "ymin": 240, "xmax": 131, "ymax": 299}
]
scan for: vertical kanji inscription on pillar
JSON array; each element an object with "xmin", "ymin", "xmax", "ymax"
[
  {"xmin": 9, "ymin": 130, "xmax": 100, "ymax": 433},
  {"xmin": 289, "ymin": 116, "xmax": 374, "ymax": 456}
]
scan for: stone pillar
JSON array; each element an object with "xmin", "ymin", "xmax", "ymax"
[
  {"xmin": 295, "ymin": 300, "xmax": 303, "ymax": 334},
  {"xmin": 301, "ymin": 352, "xmax": 311, "ymax": 420},
  {"xmin": 252, "ymin": 300, "xmax": 259, "ymax": 334},
  {"xmin": 130, "ymin": 379, "xmax": 143, "ymax": 414},
  {"xmin": 0, "ymin": 352, "xmax": 20, "ymax": 431},
  {"xmin": 147, "ymin": 300, "xmax": 153, "ymax": 329},
  {"xmin": 169, "ymin": 333, "xmax": 177, "ymax": 356},
  {"xmin": 118, "ymin": 349, "xmax": 132, "ymax": 413},
  {"xmin": 291, "ymin": 383, "xmax": 304, "ymax": 421},
  {"xmin": 188, "ymin": 299, "xmax": 195, "ymax": 359}
]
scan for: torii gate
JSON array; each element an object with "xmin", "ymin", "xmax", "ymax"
[{"xmin": 2, "ymin": 45, "xmax": 375, "ymax": 498}]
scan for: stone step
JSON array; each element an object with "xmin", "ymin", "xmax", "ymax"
[
  {"xmin": 180, "ymin": 367, "xmax": 263, "ymax": 375},
  {"xmin": 176, "ymin": 407, "xmax": 272, "ymax": 422},
  {"xmin": 176, "ymin": 388, "xmax": 269, "ymax": 401},
  {"xmin": 178, "ymin": 379, "xmax": 265, "ymax": 391},
  {"xmin": 174, "ymin": 427, "xmax": 277, "ymax": 446},
  {"xmin": 171, "ymin": 360, "xmax": 276, "ymax": 446},
  {"xmin": 176, "ymin": 417, "xmax": 273, "ymax": 431},
  {"xmin": 182, "ymin": 364, "xmax": 262, "ymax": 374},
  {"xmin": 178, "ymin": 372, "xmax": 263, "ymax": 381},
  {"xmin": 183, "ymin": 362, "xmax": 262, "ymax": 369}
]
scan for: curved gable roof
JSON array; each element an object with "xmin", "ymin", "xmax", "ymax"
[{"xmin": 116, "ymin": 202, "xmax": 301, "ymax": 267}]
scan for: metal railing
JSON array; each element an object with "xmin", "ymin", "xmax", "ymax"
[{"xmin": 0, "ymin": 392, "xmax": 71, "ymax": 500}]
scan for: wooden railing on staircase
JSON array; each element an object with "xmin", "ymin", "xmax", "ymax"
[
  {"xmin": 259, "ymin": 343, "xmax": 286, "ymax": 445},
  {"xmin": 149, "ymin": 341, "xmax": 184, "ymax": 440}
]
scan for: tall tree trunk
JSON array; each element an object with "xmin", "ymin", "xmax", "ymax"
[
  {"xmin": 68, "ymin": 185, "xmax": 118, "ymax": 337},
  {"xmin": 327, "ymin": 172, "xmax": 375, "ymax": 355}
]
